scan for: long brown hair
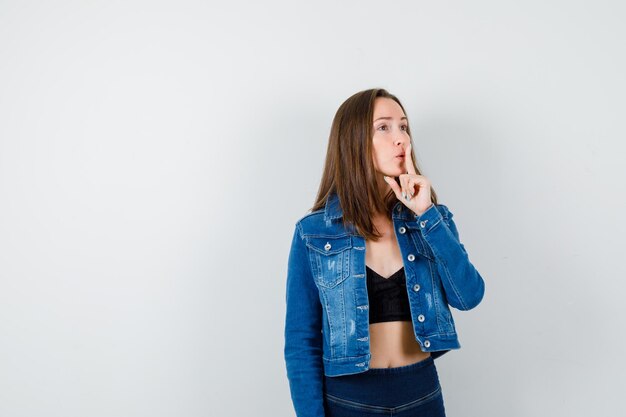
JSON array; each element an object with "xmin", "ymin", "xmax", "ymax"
[{"xmin": 310, "ymin": 88, "xmax": 439, "ymax": 241}]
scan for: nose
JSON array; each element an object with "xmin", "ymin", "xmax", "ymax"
[{"xmin": 394, "ymin": 136, "xmax": 408, "ymax": 148}]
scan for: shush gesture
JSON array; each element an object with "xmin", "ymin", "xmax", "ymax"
[{"xmin": 383, "ymin": 143, "xmax": 434, "ymax": 217}]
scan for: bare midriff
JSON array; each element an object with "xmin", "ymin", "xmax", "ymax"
[
  {"xmin": 365, "ymin": 211, "xmax": 430, "ymax": 369},
  {"xmin": 368, "ymin": 321, "xmax": 431, "ymax": 368}
]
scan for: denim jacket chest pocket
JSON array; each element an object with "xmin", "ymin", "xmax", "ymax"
[{"xmin": 305, "ymin": 235, "xmax": 352, "ymax": 288}]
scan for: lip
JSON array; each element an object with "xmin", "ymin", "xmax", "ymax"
[{"xmin": 396, "ymin": 154, "xmax": 405, "ymax": 158}]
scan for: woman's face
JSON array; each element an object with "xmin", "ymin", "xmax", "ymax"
[{"xmin": 371, "ymin": 97, "xmax": 411, "ymax": 177}]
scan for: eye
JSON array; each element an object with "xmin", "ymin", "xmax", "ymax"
[
  {"xmin": 401, "ymin": 125, "xmax": 408, "ymax": 131},
  {"xmin": 377, "ymin": 124, "xmax": 388, "ymax": 131}
]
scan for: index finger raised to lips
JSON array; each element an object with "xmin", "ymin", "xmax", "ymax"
[{"xmin": 404, "ymin": 143, "xmax": 417, "ymax": 175}]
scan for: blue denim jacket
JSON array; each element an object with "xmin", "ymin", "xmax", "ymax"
[{"xmin": 284, "ymin": 192, "xmax": 485, "ymax": 417}]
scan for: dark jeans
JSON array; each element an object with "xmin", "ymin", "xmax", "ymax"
[{"xmin": 323, "ymin": 356, "xmax": 446, "ymax": 417}]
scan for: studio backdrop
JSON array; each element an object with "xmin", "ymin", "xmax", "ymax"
[{"xmin": 0, "ymin": 1, "xmax": 624, "ymax": 416}]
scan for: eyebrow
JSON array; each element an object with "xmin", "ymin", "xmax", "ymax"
[{"xmin": 374, "ymin": 116, "xmax": 408, "ymax": 122}]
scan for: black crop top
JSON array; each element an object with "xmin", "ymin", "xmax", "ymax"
[{"xmin": 366, "ymin": 265, "xmax": 412, "ymax": 324}]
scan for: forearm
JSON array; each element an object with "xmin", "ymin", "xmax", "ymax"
[
  {"xmin": 415, "ymin": 204, "xmax": 485, "ymax": 310},
  {"xmin": 284, "ymin": 222, "xmax": 326, "ymax": 416}
]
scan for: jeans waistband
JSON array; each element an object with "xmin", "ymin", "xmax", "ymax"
[
  {"xmin": 363, "ymin": 355, "xmax": 434, "ymax": 375},
  {"xmin": 323, "ymin": 356, "xmax": 440, "ymax": 407}
]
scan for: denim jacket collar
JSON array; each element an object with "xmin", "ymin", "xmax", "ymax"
[{"xmin": 323, "ymin": 191, "xmax": 419, "ymax": 223}]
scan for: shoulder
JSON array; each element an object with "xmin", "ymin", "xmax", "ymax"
[
  {"xmin": 294, "ymin": 208, "xmax": 350, "ymax": 238},
  {"xmin": 295, "ymin": 208, "xmax": 326, "ymax": 235},
  {"xmin": 296, "ymin": 207, "xmax": 325, "ymax": 224}
]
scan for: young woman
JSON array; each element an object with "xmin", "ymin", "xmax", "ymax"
[{"xmin": 284, "ymin": 88, "xmax": 486, "ymax": 417}]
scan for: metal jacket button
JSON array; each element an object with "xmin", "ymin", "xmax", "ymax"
[
  {"xmin": 418, "ymin": 314, "xmax": 425, "ymax": 322},
  {"xmin": 324, "ymin": 242, "xmax": 331, "ymax": 251},
  {"xmin": 424, "ymin": 340, "xmax": 431, "ymax": 348},
  {"xmin": 420, "ymin": 220, "xmax": 428, "ymax": 228},
  {"xmin": 407, "ymin": 254, "xmax": 415, "ymax": 261},
  {"xmin": 398, "ymin": 226, "xmax": 406, "ymax": 234},
  {"xmin": 413, "ymin": 284, "xmax": 420, "ymax": 292}
]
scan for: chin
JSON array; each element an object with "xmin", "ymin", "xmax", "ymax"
[
  {"xmin": 386, "ymin": 168, "xmax": 405, "ymax": 177},
  {"xmin": 376, "ymin": 165, "xmax": 404, "ymax": 177}
]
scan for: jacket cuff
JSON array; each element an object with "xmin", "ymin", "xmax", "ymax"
[{"xmin": 413, "ymin": 203, "xmax": 442, "ymax": 235}]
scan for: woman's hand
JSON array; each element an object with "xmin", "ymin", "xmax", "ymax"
[{"xmin": 383, "ymin": 143, "xmax": 434, "ymax": 217}]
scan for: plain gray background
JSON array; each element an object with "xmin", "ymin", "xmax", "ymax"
[{"xmin": 1, "ymin": 1, "xmax": 624, "ymax": 416}]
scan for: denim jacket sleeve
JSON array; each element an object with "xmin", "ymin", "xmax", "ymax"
[
  {"xmin": 416, "ymin": 203, "xmax": 485, "ymax": 311},
  {"xmin": 284, "ymin": 221, "xmax": 325, "ymax": 417}
]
